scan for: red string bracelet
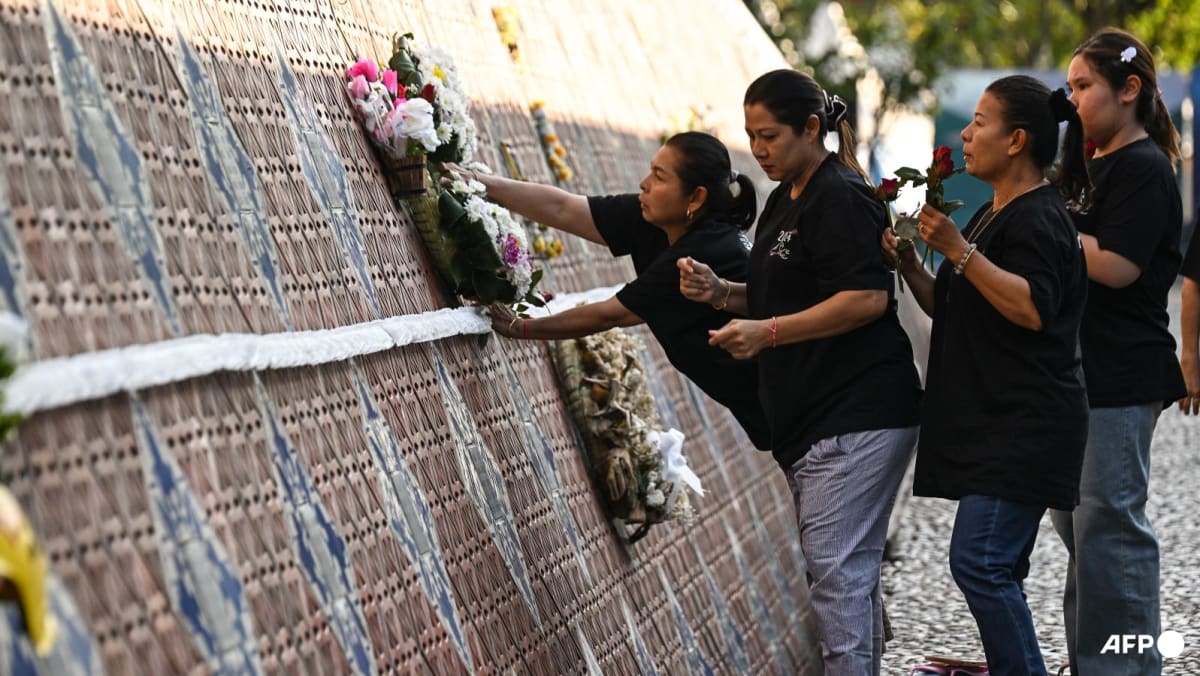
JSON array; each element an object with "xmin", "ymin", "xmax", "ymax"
[
  {"xmin": 770, "ymin": 316, "xmax": 777, "ymax": 348},
  {"xmin": 521, "ymin": 319, "xmax": 529, "ymax": 339}
]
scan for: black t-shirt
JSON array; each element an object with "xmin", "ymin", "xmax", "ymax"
[
  {"xmin": 746, "ymin": 154, "xmax": 921, "ymax": 468},
  {"xmin": 1182, "ymin": 222, "xmax": 1200, "ymax": 282},
  {"xmin": 588, "ymin": 194, "xmax": 771, "ymax": 449},
  {"xmin": 1074, "ymin": 137, "xmax": 1186, "ymax": 407},
  {"xmin": 914, "ymin": 187, "xmax": 1089, "ymax": 510}
]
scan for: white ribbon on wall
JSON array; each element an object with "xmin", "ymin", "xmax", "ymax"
[{"xmin": 2, "ymin": 285, "xmax": 624, "ymax": 416}]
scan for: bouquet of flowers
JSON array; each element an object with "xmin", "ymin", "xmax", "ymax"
[
  {"xmin": 389, "ymin": 34, "xmax": 477, "ymax": 165},
  {"xmin": 552, "ymin": 329, "xmax": 700, "ymax": 543},
  {"xmin": 438, "ymin": 173, "xmax": 543, "ymax": 304},
  {"xmin": 878, "ymin": 145, "xmax": 965, "ymax": 279},
  {"xmin": 345, "ymin": 35, "xmax": 548, "ymax": 306}
]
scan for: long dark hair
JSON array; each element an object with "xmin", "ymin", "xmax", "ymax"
[
  {"xmin": 1073, "ymin": 28, "xmax": 1180, "ymax": 165},
  {"xmin": 663, "ymin": 131, "xmax": 757, "ymax": 231},
  {"xmin": 743, "ymin": 69, "xmax": 868, "ymax": 181},
  {"xmin": 985, "ymin": 75, "xmax": 1092, "ymax": 207}
]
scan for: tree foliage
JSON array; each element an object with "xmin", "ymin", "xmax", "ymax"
[{"xmin": 747, "ymin": 0, "xmax": 1199, "ymax": 123}]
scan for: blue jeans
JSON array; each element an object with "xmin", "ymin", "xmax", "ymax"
[
  {"xmin": 950, "ymin": 495, "xmax": 1048, "ymax": 676},
  {"xmin": 1050, "ymin": 404, "xmax": 1162, "ymax": 676}
]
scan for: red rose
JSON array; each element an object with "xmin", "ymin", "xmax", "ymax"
[
  {"xmin": 876, "ymin": 177, "xmax": 901, "ymax": 201},
  {"xmin": 933, "ymin": 146, "xmax": 955, "ymax": 179},
  {"xmin": 420, "ymin": 83, "xmax": 437, "ymax": 103},
  {"xmin": 1085, "ymin": 139, "xmax": 1097, "ymax": 158}
]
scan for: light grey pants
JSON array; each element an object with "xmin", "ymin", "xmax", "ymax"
[{"xmin": 785, "ymin": 426, "xmax": 918, "ymax": 676}]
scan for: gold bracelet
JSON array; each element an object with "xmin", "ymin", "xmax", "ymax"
[
  {"xmin": 508, "ymin": 316, "xmax": 520, "ymax": 332},
  {"xmin": 711, "ymin": 279, "xmax": 732, "ymax": 310}
]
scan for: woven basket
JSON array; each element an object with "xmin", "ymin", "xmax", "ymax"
[{"xmin": 379, "ymin": 151, "xmax": 428, "ymax": 199}]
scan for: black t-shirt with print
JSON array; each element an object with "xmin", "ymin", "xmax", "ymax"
[
  {"xmin": 588, "ymin": 194, "xmax": 771, "ymax": 449},
  {"xmin": 915, "ymin": 187, "xmax": 1089, "ymax": 511},
  {"xmin": 1182, "ymin": 221, "xmax": 1200, "ymax": 282},
  {"xmin": 745, "ymin": 154, "xmax": 921, "ymax": 468},
  {"xmin": 1074, "ymin": 137, "xmax": 1186, "ymax": 408}
]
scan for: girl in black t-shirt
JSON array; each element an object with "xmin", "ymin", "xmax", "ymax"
[
  {"xmin": 1050, "ymin": 30, "xmax": 1185, "ymax": 676},
  {"xmin": 444, "ymin": 132, "xmax": 771, "ymax": 449},
  {"xmin": 884, "ymin": 75, "xmax": 1090, "ymax": 675},
  {"xmin": 680, "ymin": 69, "xmax": 921, "ymax": 675}
]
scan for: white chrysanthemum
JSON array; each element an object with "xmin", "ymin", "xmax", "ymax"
[{"xmin": 645, "ymin": 489, "xmax": 666, "ymax": 508}]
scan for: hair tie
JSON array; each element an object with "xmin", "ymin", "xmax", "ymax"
[
  {"xmin": 823, "ymin": 92, "xmax": 848, "ymax": 128},
  {"xmin": 1049, "ymin": 88, "xmax": 1077, "ymax": 123},
  {"xmin": 729, "ymin": 177, "xmax": 742, "ymax": 199}
]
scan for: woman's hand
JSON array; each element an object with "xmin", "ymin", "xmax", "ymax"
[
  {"xmin": 435, "ymin": 162, "xmax": 478, "ymax": 188},
  {"xmin": 489, "ymin": 303, "xmax": 526, "ymax": 338},
  {"xmin": 708, "ymin": 319, "xmax": 771, "ymax": 359},
  {"xmin": 917, "ymin": 203, "xmax": 969, "ymax": 262},
  {"xmin": 1180, "ymin": 352, "xmax": 1200, "ymax": 415},
  {"xmin": 678, "ymin": 256, "xmax": 723, "ymax": 304},
  {"xmin": 882, "ymin": 226, "xmax": 920, "ymax": 270}
]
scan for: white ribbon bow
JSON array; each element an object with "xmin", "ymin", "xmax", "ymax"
[{"xmin": 649, "ymin": 428, "xmax": 704, "ymax": 497}]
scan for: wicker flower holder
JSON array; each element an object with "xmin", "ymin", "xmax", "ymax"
[
  {"xmin": 399, "ymin": 169, "xmax": 462, "ymax": 298},
  {"xmin": 379, "ymin": 151, "xmax": 429, "ymax": 199}
]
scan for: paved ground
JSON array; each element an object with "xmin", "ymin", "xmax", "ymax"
[{"xmin": 882, "ymin": 288, "xmax": 1200, "ymax": 675}]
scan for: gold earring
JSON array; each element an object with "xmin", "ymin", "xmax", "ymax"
[{"xmin": 686, "ymin": 208, "xmax": 693, "ymax": 221}]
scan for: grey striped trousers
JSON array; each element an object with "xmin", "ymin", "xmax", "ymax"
[{"xmin": 784, "ymin": 426, "xmax": 918, "ymax": 676}]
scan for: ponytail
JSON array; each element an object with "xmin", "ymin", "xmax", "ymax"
[
  {"xmin": 834, "ymin": 119, "xmax": 868, "ymax": 183},
  {"xmin": 726, "ymin": 173, "xmax": 757, "ymax": 231},
  {"xmin": 1146, "ymin": 93, "xmax": 1182, "ymax": 165},
  {"xmin": 1050, "ymin": 89, "xmax": 1093, "ymax": 209}
]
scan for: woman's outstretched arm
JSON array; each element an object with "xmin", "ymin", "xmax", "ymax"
[
  {"xmin": 445, "ymin": 163, "xmax": 604, "ymax": 244},
  {"xmin": 490, "ymin": 297, "xmax": 642, "ymax": 340}
]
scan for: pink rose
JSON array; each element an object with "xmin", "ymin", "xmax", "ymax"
[
  {"xmin": 381, "ymin": 70, "xmax": 399, "ymax": 96},
  {"xmin": 346, "ymin": 74, "xmax": 370, "ymax": 100},
  {"xmin": 344, "ymin": 58, "xmax": 379, "ymax": 82}
]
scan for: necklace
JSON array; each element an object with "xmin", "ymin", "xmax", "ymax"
[{"xmin": 968, "ymin": 179, "xmax": 1048, "ymax": 243}]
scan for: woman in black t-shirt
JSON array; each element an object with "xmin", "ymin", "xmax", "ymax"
[
  {"xmin": 1050, "ymin": 30, "xmax": 1185, "ymax": 676},
  {"xmin": 446, "ymin": 132, "xmax": 771, "ymax": 449},
  {"xmin": 680, "ymin": 69, "xmax": 921, "ymax": 676},
  {"xmin": 884, "ymin": 76, "xmax": 1089, "ymax": 675}
]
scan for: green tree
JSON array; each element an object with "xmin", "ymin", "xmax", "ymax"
[{"xmin": 746, "ymin": 0, "xmax": 1199, "ymax": 137}]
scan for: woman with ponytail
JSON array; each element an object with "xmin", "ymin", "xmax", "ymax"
[
  {"xmin": 883, "ymin": 74, "xmax": 1090, "ymax": 675},
  {"xmin": 679, "ymin": 69, "xmax": 922, "ymax": 675},
  {"xmin": 1051, "ymin": 28, "xmax": 1186, "ymax": 676},
  {"xmin": 449, "ymin": 132, "xmax": 770, "ymax": 449}
]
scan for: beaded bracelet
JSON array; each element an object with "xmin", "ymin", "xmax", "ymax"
[{"xmin": 955, "ymin": 244, "xmax": 978, "ymax": 276}]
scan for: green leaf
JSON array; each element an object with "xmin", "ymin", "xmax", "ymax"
[
  {"xmin": 895, "ymin": 167, "xmax": 923, "ymax": 181},
  {"xmin": 387, "ymin": 48, "xmax": 421, "ymax": 89},
  {"xmin": 942, "ymin": 200, "xmax": 966, "ymax": 215}
]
